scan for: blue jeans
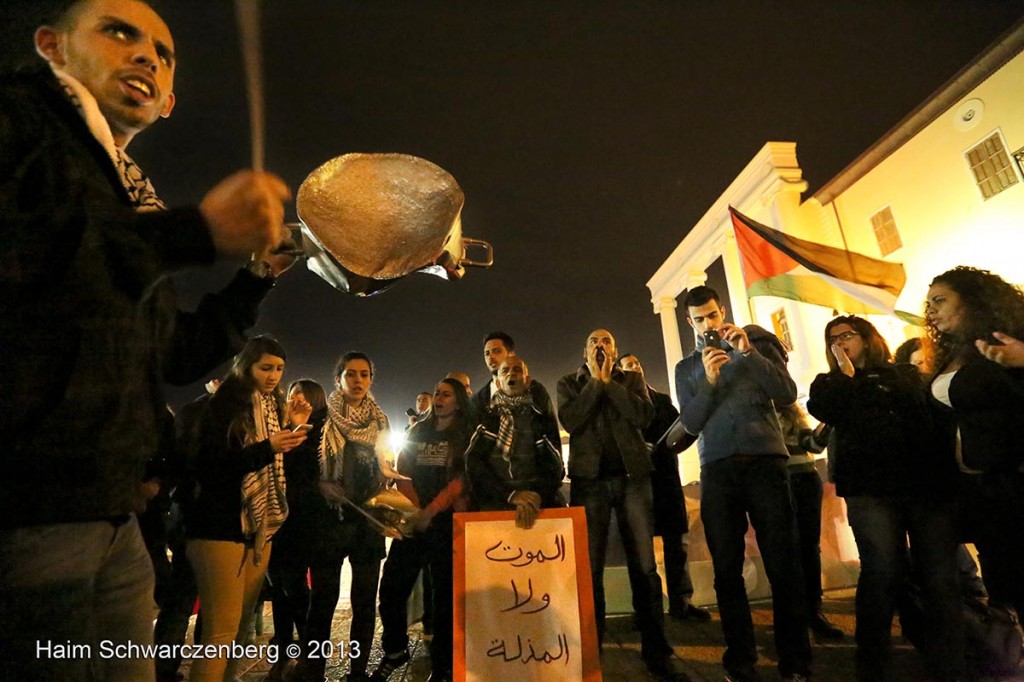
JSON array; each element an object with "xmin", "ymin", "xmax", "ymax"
[
  {"xmin": 700, "ymin": 456, "xmax": 811, "ymax": 679},
  {"xmin": 0, "ymin": 516, "xmax": 156, "ymax": 682},
  {"xmin": 570, "ymin": 474, "xmax": 670, "ymax": 660},
  {"xmin": 846, "ymin": 495, "xmax": 964, "ymax": 682}
]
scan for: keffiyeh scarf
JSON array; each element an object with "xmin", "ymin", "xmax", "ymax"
[
  {"xmin": 319, "ymin": 389, "xmax": 390, "ymax": 485},
  {"xmin": 240, "ymin": 391, "xmax": 289, "ymax": 564},
  {"xmin": 490, "ymin": 391, "xmax": 534, "ymax": 462},
  {"xmin": 52, "ymin": 67, "xmax": 165, "ymax": 211}
]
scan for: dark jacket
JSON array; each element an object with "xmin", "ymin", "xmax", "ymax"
[
  {"xmin": 807, "ymin": 363, "xmax": 954, "ymax": 498},
  {"xmin": 675, "ymin": 325, "xmax": 796, "ymax": 467},
  {"xmin": 556, "ymin": 365, "xmax": 654, "ymax": 480},
  {"xmin": 0, "ymin": 68, "xmax": 272, "ymax": 527},
  {"xmin": 465, "ymin": 403, "xmax": 565, "ymax": 510},
  {"xmin": 184, "ymin": 382, "xmax": 280, "ymax": 542},
  {"xmin": 929, "ymin": 352, "xmax": 1024, "ymax": 474},
  {"xmin": 645, "ymin": 387, "xmax": 690, "ymax": 536}
]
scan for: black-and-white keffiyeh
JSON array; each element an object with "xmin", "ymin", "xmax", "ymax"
[
  {"xmin": 490, "ymin": 391, "xmax": 534, "ymax": 462},
  {"xmin": 52, "ymin": 67, "xmax": 165, "ymax": 211},
  {"xmin": 240, "ymin": 391, "xmax": 289, "ymax": 564},
  {"xmin": 319, "ymin": 389, "xmax": 390, "ymax": 487}
]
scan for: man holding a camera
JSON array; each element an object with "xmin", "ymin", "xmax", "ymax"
[{"xmin": 675, "ymin": 286, "xmax": 812, "ymax": 682}]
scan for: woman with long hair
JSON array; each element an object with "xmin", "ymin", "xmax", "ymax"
[
  {"xmin": 925, "ymin": 266, "xmax": 1024, "ymax": 623},
  {"xmin": 292, "ymin": 352, "xmax": 391, "ymax": 682},
  {"xmin": 807, "ymin": 316, "xmax": 962, "ymax": 682},
  {"xmin": 371, "ymin": 378, "xmax": 474, "ymax": 682},
  {"xmin": 265, "ymin": 379, "xmax": 328, "ymax": 681},
  {"xmin": 184, "ymin": 335, "xmax": 311, "ymax": 682}
]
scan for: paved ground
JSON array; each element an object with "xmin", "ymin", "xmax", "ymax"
[{"xmin": 177, "ymin": 586, "xmax": 1024, "ymax": 681}]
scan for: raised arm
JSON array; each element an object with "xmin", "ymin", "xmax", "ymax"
[
  {"xmin": 556, "ymin": 373, "xmax": 605, "ymax": 434},
  {"xmin": 604, "ymin": 371, "xmax": 654, "ymax": 429}
]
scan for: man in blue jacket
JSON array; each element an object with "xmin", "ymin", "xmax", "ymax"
[{"xmin": 675, "ymin": 286, "xmax": 811, "ymax": 682}]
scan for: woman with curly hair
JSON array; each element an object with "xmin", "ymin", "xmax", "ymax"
[
  {"xmin": 925, "ymin": 266, "xmax": 1024, "ymax": 622},
  {"xmin": 185, "ymin": 336, "xmax": 311, "ymax": 682},
  {"xmin": 807, "ymin": 315, "xmax": 962, "ymax": 681}
]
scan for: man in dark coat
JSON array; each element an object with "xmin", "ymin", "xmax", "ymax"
[
  {"xmin": 619, "ymin": 353, "xmax": 711, "ymax": 623},
  {"xmin": 0, "ymin": 2, "xmax": 293, "ymax": 680}
]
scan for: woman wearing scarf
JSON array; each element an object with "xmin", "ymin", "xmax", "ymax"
[
  {"xmin": 292, "ymin": 352, "xmax": 391, "ymax": 682},
  {"xmin": 184, "ymin": 336, "xmax": 311, "ymax": 682}
]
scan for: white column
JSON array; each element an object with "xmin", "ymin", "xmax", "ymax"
[
  {"xmin": 654, "ymin": 296, "xmax": 683, "ymax": 400},
  {"xmin": 720, "ymin": 230, "xmax": 753, "ymax": 327}
]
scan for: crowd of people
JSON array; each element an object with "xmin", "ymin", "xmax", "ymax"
[{"xmin": 3, "ymin": 2, "xmax": 1024, "ymax": 682}]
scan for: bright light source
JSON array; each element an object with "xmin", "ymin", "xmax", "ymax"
[{"xmin": 389, "ymin": 430, "xmax": 407, "ymax": 455}]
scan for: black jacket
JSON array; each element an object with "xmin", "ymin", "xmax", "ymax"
[
  {"xmin": 807, "ymin": 363, "xmax": 954, "ymax": 498},
  {"xmin": 929, "ymin": 352, "xmax": 1024, "ymax": 474},
  {"xmin": 557, "ymin": 365, "xmax": 654, "ymax": 480},
  {"xmin": 1, "ymin": 68, "xmax": 271, "ymax": 527},
  {"xmin": 465, "ymin": 403, "xmax": 565, "ymax": 510}
]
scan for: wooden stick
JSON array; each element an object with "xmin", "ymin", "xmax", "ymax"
[{"xmin": 234, "ymin": 0, "xmax": 265, "ymax": 171}]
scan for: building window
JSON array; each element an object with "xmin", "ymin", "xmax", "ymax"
[
  {"xmin": 870, "ymin": 206, "xmax": 902, "ymax": 257},
  {"xmin": 966, "ymin": 132, "xmax": 1019, "ymax": 200},
  {"xmin": 771, "ymin": 308, "xmax": 792, "ymax": 350}
]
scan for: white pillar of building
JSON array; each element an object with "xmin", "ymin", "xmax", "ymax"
[
  {"xmin": 719, "ymin": 229, "xmax": 753, "ymax": 327},
  {"xmin": 654, "ymin": 296, "xmax": 683, "ymax": 400}
]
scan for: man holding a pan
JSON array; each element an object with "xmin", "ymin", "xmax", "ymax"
[{"xmin": 0, "ymin": 1, "xmax": 296, "ymax": 680}]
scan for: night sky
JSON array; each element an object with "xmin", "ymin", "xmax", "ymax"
[{"xmin": 3, "ymin": 1, "xmax": 1023, "ymax": 422}]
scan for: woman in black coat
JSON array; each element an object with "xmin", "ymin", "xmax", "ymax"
[
  {"xmin": 925, "ymin": 266, "xmax": 1024, "ymax": 623},
  {"xmin": 807, "ymin": 316, "xmax": 962, "ymax": 682}
]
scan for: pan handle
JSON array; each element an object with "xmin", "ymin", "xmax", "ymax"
[
  {"xmin": 269, "ymin": 222, "xmax": 306, "ymax": 257},
  {"xmin": 460, "ymin": 238, "xmax": 494, "ymax": 268}
]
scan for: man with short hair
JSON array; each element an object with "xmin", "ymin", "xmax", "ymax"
[
  {"xmin": 471, "ymin": 330, "xmax": 555, "ymax": 419},
  {"xmin": 0, "ymin": 2, "xmax": 293, "ymax": 680},
  {"xmin": 558, "ymin": 329, "xmax": 690, "ymax": 681},
  {"xmin": 407, "ymin": 391, "xmax": 433, "ymax": 428},
  {"xmin": 466, "ymin": 356, "xmax": 564, "ymax": 527},
  {"xmin": 675, "ymin": 286, "xmax": 811, "ymax": 682},
  {"xmin": 618, "ymin": 353, "xmax": 711, "ymax": 624}
]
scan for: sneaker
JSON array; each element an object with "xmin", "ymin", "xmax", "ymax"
[
  {"xmin": 809, "ymin": 611, "xmax": 844, "ymax": 640},
  {"xmin": 644, "ymin": 654, "xmax": 692, "ymax": 681},
  {"xmin": 669, "ymin": 603, "xmax": 712, "ymax": 623},
  {"xmin": 369, "ymin": 650, "xmax": 411, "ymax": 681},
  {"xmin": 781, "ymin": 675, "xmax": 810, "ymax": 682},
  {"xmin": 722, "ymin": 668, "xmax": 763, "ymax": 682}
]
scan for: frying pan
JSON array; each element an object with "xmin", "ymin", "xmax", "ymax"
[{"xmin": 291, "ymin": 153, "xmax": 493, "ymax": 296}]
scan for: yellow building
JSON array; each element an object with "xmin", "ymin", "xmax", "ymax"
[
  {"xmin": 649, "ymin": 20, "xmax": 1024, "ymax": 431},
  {"xmin": 644, "ymin": 21, "xmax": 1023, "ymax": 600}
]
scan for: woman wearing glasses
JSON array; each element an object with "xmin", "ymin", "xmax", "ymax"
[
  {"xmin": 807, "ymin": 316, "xmax": 962, "ymax": 682},
  {"xmin": 925, "ymin": 266, "xmax": 1024, "ymax": 627}
]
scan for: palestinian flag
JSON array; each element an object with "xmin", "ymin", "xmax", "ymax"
[{"xmin": 729, "ymin": 206, "xmax": 913, "ymax": 319}]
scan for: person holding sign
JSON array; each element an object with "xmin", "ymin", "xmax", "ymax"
[
  {"xmin": 465, "ymin": 357, "xmax": 566, "ymax": 529},
  {"xmin": 557, "ymin": 329, "xmax": 690, "ymax": 681}
]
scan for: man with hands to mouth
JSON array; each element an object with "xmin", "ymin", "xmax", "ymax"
[
  {"xmin": 465, "ymin": 357, "xmax": 564, "ymax": 530},
  {"xmin": 558, "ymin": 329, "xmax": 691, "ymax": 681}
]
